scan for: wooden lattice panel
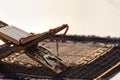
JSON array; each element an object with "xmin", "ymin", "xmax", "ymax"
[{"xmin": 0, "ymin": 26, "xmax": 31, "ymax": 44}]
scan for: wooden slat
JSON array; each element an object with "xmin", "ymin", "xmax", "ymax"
[{"xmin": 0, "ymin": 26, "xmax": 31, "ymax": 44}]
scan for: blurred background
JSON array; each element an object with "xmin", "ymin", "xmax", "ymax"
[{"xmin": 0, "ymin": 0, "xmax": 120, "ymax": 37}]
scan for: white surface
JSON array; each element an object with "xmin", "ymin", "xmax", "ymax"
[
  {"xmin": 0, "ymin": 0, "xmax": 120, "ymax": 37},
  {"xmin": 0, "ymin": 40, "xmax": 4, "ymax": 45},
  {"xmin": 110, "ymin": 72, "xmax": 120, "ymax": 80}
]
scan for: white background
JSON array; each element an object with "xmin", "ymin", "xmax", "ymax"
[{"xmin": 0, "ymin": 0, "xmax": 120, "ymax": 37}]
